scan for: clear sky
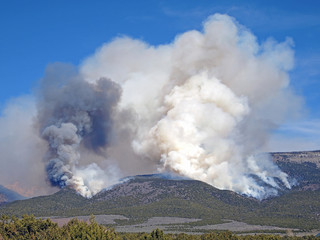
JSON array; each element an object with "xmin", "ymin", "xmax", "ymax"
[{"xmin": 0, "ymin": 0, "xmax": 319, "ymax": 151}]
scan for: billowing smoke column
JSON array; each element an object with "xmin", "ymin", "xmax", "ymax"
[
  {"xmin": 37, "ymin": 67, "xmax": 121, "ymax": 197},
  {"xmin": 137, "ymin": 73, "xmax": 292, "ymax": 198},
  {"xmin": 2, "ymin": 14, "xmax": 298, "ymax": 199},
  {"xmin": 79, "ymin": 14, "xmax": 299, "ymax": 199}
]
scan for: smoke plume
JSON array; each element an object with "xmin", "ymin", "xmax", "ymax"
[
  {"xmin": 37, "ymin": 64, "xmax": 122, "ymax": 197},
  {"xmin": 81, "ymin": 14, "xmax": 299, "ymax": 199},
  {"xmin": 0, "ymin": 14, "xmax": 301, "ymax": 199}
]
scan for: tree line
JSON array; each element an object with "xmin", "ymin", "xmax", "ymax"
[{"xmin": 0, "ymin": 215, "xmax": 318, "ymax": 240}]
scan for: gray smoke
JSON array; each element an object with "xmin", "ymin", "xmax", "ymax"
[
  {"xmin": 80, "ymin": 14, "xmax": 301, "ymax": 199},
  {"xmin": 37, "ymin": 63, "xmax": 121, "ymax": 197},
  {"xmin": 0, "ymin": 96, "xmax": 55, "ymax": 197},
  {"xmin": 0, "ymin": 14, "xmax": 302, "ymax": 199}
]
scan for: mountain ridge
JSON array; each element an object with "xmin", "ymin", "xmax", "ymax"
[
  {"xmin": 0, "ymin": 185, "xmax": 26, "ymax": 204},
  {"xmin": 0, "ymin": 174, "xmax": 319, "ymax": 230},
  {"xmin": 0, "ymin": 151, "xmax": 319, "ymax": 230}
]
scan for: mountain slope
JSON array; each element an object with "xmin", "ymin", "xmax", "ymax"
[
  {"xmin": 0, "ymin": 185, "xmax": 26, "ymax": 204},
  {"xmin": 0, "ymin": 187, "xmax": 89, "ymax": 216},
  {"xmin": 1, "ymin": 151, "xmax": 320, "ymax": 230},
  {"xmin": 272, "ymin": 151, "xmax": 320, "ymax": 191},
  {"xmin": 0, "ymin": 174, "xmax": 319, "ymax": 230},
  {"xmin": 0, "ymin": 176, "xmax": 255, "ymax": 218}
]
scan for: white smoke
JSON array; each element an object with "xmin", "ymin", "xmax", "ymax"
[
  {"xmin": 80, "ymin": 14, "xmax": 300, "ymax": 199},
  {"xmin": 0, "ymin": 14, "xmax": 301, "ymax": 199}
]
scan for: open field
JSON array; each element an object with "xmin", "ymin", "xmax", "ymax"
[{"xmin": 47, "ymin": 215, "xmax": 320, "ymax": 236}]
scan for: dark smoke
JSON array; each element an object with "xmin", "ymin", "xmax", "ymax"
[{"xmin": 37, "ymin": 63, "xmax": 121, "ymax": 197}]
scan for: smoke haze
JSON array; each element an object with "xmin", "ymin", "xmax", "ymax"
[
  {"xmin": 0, "ymin": 96, "xmax": 56, "ymax": 197},
  {"xmin": 0, "ymin": 14, "xmax": 301, "ymax": 199}
]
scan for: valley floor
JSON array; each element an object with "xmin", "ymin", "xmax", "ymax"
[{"xmin": 49, "ymin": 215, "xmax": 320, "ymax": 237}]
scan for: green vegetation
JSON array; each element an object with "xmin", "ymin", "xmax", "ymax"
[
  {"xmin": 0, "ymin": 176, "xmax": 319, "ymax": 230},
  {"xmin": 0, "ymin": 215, "xmax": 319, "ymax": 240},
  {"xmin": 277, "ymin": 161, "xmax": 320, "ymax": 189},
  {"xmin": 0, "ymin": 215, "xmax": 118, "ymax": 240},
  {"xmin": 1, "ymin": 158, "xmax": 320, "ymax": 232}
]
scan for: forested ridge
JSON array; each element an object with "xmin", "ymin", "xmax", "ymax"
[
  {"xmin": 1, "ymin": 176, "xmax": 319, "ymax": 230},
  {"xmin": 1, "ymin": 157, "xmax": 320, "ymax": 233}
]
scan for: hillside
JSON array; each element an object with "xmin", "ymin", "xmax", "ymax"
[
  {"xmin": 0, "ymin": 176, "xmax": 255, "ymax": 218},
  {"xmin": 0, "ymin": 185, "xmax": 26, "ymax": 204},
  {"xmin": 0, "ymin": 151, "xmax": 319, "ymax": 231},
  {"xmin": 272, "ymin": 150, "xmax": 320, "ymax": 167},
  {"xmin": 272, "ymin": 151, "xmax": 320, "ymax": 191},
  {"xmin": 0, "ymin": 174, "xmax": 319, "ymax": 230}
]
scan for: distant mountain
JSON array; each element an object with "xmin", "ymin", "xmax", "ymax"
[
  {"xmin": 272, "ymin": 150, "xmax": 320, "ymax": 167},
  {"xmin": 0, "ymin": 185, "xmax": 26, "ymax": 204},
  {"xmin": 0, "ymin": 151, "xmax": 319, "ymax": 230},
  {"xmin": 272, "ymin": 150, "xmax": 320, "ymax": 191}
]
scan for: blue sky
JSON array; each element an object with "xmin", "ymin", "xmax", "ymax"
[{"xmin": 0, "ymin": 0, "xmax": 320, "ymax": 151}]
